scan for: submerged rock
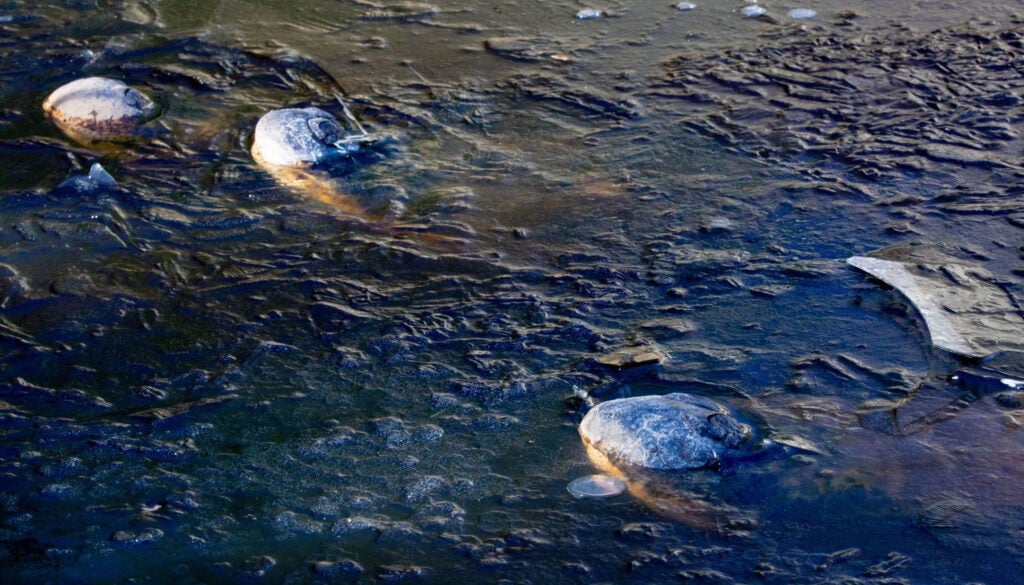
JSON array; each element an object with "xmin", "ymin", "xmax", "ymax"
[
  {"xmin": 578, "ymin": 393, "xmax": 762, "ymax": 532},
  {"xmin": 579, "ymin": 393, "xmax": 753, "ymax": 470},
  {"xmin": 42, "ymin": 77, "xmax": 157, "ymax": 142},
  {"xmin": 251, "ymin": 106, "xmax": 387, "ymax": 214},
  {"xmin": 848, "ymin": 244, "xmax": 1024, "ymax": 358}
]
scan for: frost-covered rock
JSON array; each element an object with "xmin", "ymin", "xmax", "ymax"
[
  {"xmin": 251, "ymin": 107, "xmax": 359, "ymax": 168},
  {"xmin": 42, "ymin": 77, "xmax": 156, "ymax": 142},
  {"xmin": 579, "ymin": 393, "xmax": 753, "ymax": 470}
]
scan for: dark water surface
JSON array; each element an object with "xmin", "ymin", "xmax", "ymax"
[{"xmin": 3, "ymin": 1, "xmax": 1024, "ymax": 583}]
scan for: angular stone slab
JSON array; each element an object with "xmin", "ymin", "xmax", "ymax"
[{"xmin": 848, "ymin": 244, "xmax": 1024, "ymax": 358}]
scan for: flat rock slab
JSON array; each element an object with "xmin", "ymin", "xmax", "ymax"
[
  {"xmin": 848, "ymin": 244, "xmax": 1024, "ymax": 358},
  {"xmin": 595, "ymin": 347, "xmax": 663, "ymax": 369}
]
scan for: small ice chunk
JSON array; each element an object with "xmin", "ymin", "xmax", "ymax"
[
  {"xmin": 741, "ymin": 5, "xmax": 767, "ymax": 17},
  {"xmin": 87, "ymin": 163, "xmax": 118, "ymax": 188},
  {"xmin": 56, "ymin": 163, "xmax": 118, "ymax": 193},
  {"xmin": 676, "ymin": 2, "xmax": 697, "ymax": 10},
  {"xmin": 788, "ymin": 8, "xmax": 817, "ymax": 19},
  {"xmin": 567, "ymin": 474, "xmax": 626, "ymax": 498},
  {"xmin": 576, "ymin": 8, "xmax": 604, "ymax": 19}
]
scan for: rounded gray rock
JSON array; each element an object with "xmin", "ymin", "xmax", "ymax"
[
  {"xmin": 251, "ymin": 107, "xmax": 354, "ymax": 168},
  {"xmin": 42, "ymin": 77, "xmax": 157, "ymax": 142},
  {"xmin": 579, "ymin": 393, "xmax": 753, "ymax": 470}
]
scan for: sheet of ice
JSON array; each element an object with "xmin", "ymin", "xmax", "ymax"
[
  {"xmin": 567, "ymin": 474, "xmax": 626, "ymax": 498},
  {"xmin": 848, "ymin": 244, "xmax": 1024, "ymax": 358}
]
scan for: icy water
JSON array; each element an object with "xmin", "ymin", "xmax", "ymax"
[{"xmin": 3, "ymin": 0, "xmax": 1024, "ymax": 583}]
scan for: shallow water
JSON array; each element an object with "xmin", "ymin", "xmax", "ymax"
[{"xmin": 3, "ymin": 0, "xmax": 1024, "ymax": 583}]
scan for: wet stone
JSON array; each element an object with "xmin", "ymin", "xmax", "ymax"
[
  {"xmin": 42, "ymin": 77, "xmax": 157, "ymax": 142},
  {"xmin": 251, "ymin": 107, "xmax": 357, "ymax": 168},
  {"xmin": 575, "ymin": 9, "xmax": 604, "ymax": 20},
  {"xmin": 579, "ymin": 393, "xmax": 754, "ymax": 470},
  {"xmin": 595, "ymin": 346, "xmax": 663, "ymax": 369},
  {"xmin": 110, "ymin": 527, "xmax": 164, "ymax": 545},
  {"xmin": 413, "ymin": 500, "xmax": 465, "ymax": 532},
  {"xmin": 788, "ymin": 8, "xmax": 817, "ymax": 19}
]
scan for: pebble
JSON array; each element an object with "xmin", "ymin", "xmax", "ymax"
[
  {"xmin": 42, "ymin": 77, "xmax": 156, "ymax": 142},
  {"xmin": 676, "ymin": 2, "xmax": 697, "ymax": 9},
  {"xmin": 742, "ymin": 5, "xmax": 767, "ymax": 17},
  {"xmin": 567, "ymin": 474, "xmax": 626, "ymax": 498},
  {"xmin": 575, "ymin": 8, "xmax": 604, "ymax": 19},
  {"xmin": 788, "ymin": 8, "xmax": 817, "ymax": 19}
]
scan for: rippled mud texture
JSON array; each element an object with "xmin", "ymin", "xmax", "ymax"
[{"xmin": 3, "ymin": 1, "xmax": 1024, "ymax": 584}]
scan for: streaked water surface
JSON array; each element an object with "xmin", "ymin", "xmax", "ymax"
[{"xmin": 2, "ymin": 1, "xmax": 1024, "ymax": 582}]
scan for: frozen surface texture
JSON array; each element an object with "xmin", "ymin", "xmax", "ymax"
[
  {"xmin": 579, "ymin": 393, "xmax": 753, "ymax": 470},
  {"xmin": 849, "ymin": 244, "xmax": 1024, "ymax": 358}
]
